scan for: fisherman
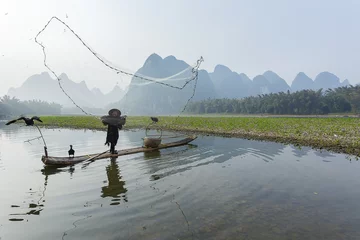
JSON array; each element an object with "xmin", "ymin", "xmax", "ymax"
[{"xmin": 101, "ymin": 109, "xmax": 126, "ymax": 154}]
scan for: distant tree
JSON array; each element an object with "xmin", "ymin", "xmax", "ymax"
[
  {"xmin": 186, "ymin": 85, "xmax": 359, "ymax": 115},
  {"xmin": 0, "ymin": 95, "xmax": 62, "ymax": 117}
]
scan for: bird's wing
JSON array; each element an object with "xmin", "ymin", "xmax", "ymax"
[
  {"xmin": 32, "ymin": 116, "xmax": 43, "ymax": 122},
  {"xmin": 5, "ymin": 119, "xmax": 17, "ymax": 125},
  {"xmin": 16, "ymin": 117, "xmax": 26, "ymax": 121}
]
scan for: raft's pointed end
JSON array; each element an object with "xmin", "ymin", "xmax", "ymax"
[{"xmin": 41, "ymin": 155, "xmax": 47, "ymax": 164}]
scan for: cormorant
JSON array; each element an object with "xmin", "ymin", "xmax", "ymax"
[
  {"xmin": 150, "ymin": 117, "xmax": 159, "ymax": 123},
  {"xmin": 6, "ymin": 116, "xmax": 43, "ymax": 126},
  {"xmin": 68, "ymin": 145, "xmax": 75, "ymax": 157}
]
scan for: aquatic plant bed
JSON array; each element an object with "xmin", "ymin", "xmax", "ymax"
[{"xmin": 38, "ymin": 115, "xmax": 360, "ymax": 157}]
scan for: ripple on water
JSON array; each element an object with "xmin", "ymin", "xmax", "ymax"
[{"xmin": 1, "ymin": 128, "xmax": 360, "ymax": 240}]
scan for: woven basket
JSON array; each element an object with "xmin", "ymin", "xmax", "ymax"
[{"xmin": 143, "ymin": 137, "xmax": 162, "ymax": 148}]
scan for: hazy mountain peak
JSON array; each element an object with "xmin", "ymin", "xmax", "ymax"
[
  {"xmin": 104, "ymin": 84, "xmax": 125, "ymax": 104},
  {"xmin": 314, "ymin": 71, "xmax": 340, "ymax": 90},
  {"xmin": 163, "ymin": 55, "xmax": 189, "ymax": 69},
  {"xmin": 262, "ymin": 71, "xmax": 290, "ymax": 93},
  {"xmin": 291, "ymin": 72, "xmax": 314, "ymax": 92},
  {"xmin": 111, "ymin": 85, "xmax": 122, "ymax": 91},
  {"xmin": 297, "ymin": 72, "xmax": 308, "ymax": 77},
  {"xmin": 143, "ymin": 53, "xmax": 162, "ymax": 67},
  {"xmin": 91, "ymin": 87, "xmax": 104, "ymax": 96},
  {"xmin": 263, "ymin": 70, "xmax": 278, "ymax": 77},
  {"xmin": 239, "ymin": 73, "xmax": 249, "ymax": 78},
  {"xmin": 118, "ymin": 54, "xmax": 216, "ymax": 114},
  {"xmin": 164, "ymin": 55, "xmax": 177, "ymax": 62},
  {"xmin": 239, "ymin": 73, "xmax": 252, "ymax": 84},
  {"xmin": 5, "ymin": 53, "xmax": 353, "ymax": 115},
  {"xmin": 40, "ymin": 72, "xmax": 51, "ymax": 78},
  {"xmin": 214, "ymin": 64, "xmax": 232, "ymax": 74},
  {"xmin": 79, "ymin": 80, "xmax": 87, "ymax": 87},
  {"xmin": 341, "ymin": 79, "xmax": 350, "ymax": 86},
  {"xmin": 252, "ymin": 75, "xmax": 271, "ymax": 95},
  {"xmin": 21, "ymin": 72, "xmax": 53, "ymax": 87},
  {"xmin": 295, "ymin": 72, "xmax": 312, "ymax": 80},
  {"xmin": 315, "ymin": 71, "xmax": 339, "ymax": 81},
  {"xmin": 263, "ymin": 70, "xmax": 285, "ymax": 84},
  {"xmin": 253, "ymin": 75, "xmax": 269, "ymax": 83},
  {"xmin": 59, "ymin": 73, "xmax": 69, "ymax": 80}
]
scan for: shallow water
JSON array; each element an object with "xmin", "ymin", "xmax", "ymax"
[{"xmin": 1, "ymin": 122, "xmax": 360, "ymax": 240}]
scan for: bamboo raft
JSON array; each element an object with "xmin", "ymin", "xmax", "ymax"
[{"xmin": 41, "ymin": 135, "xmax": 197, "ymax": 166}]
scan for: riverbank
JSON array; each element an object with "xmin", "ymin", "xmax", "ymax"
[{"xmin": 38, "ymin": 115, "xmax": 360, "ymax": 157}]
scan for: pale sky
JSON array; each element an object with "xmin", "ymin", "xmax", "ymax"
[{"xmin": 1, "ymin": 0, "xmax": 360, "ymax": 96}]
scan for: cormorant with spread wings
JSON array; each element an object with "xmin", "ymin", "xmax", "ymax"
[{"xmin": 6, "ymin": 116, "xmax": 43, "ymax": 126}]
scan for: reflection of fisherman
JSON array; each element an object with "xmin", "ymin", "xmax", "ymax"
[
  {"xmin": 101, "ymin": 159, "xmax": 127, "ymax": 201},
  {"xmin": 101, "ymin": 109, "xmax": 126, "ymax": 154}
]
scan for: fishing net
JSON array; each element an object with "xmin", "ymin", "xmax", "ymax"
[
  {"xmin": 25, "ymin": 16, "xmax": 203, "ymax": 149},
  {"xmin": 34, "ymin": 16, "xmax": 203, "ymax": 117}
]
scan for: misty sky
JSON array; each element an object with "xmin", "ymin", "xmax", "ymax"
[{"xmin": 1, "ymin": 0, "xmax": 360, "ymax": 96}]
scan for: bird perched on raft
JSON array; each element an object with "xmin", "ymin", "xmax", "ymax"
[
  {"xmin": 6, "ymin": 116, "xmax": 43, "ymax": 126},
  {"xmin": 68, "ymin": 145, "xmax": 75, "ymax": 158},
  {"xmin": 150, "ymin": 117, "xmax": 159, "ymax": 123}
]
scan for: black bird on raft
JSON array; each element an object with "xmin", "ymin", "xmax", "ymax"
[
  {"xmin": 150, "ymin": 117, "xmax": 159, "ymax": 123},
  {"xmin": 68, "ymin": 145, "xmax": 75, "ymax": 158},
  {"xmin": 6, "ymin": 116, "xmax": 43, "ymax": 126}
]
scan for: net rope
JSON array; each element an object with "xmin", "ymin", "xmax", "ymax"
[
  {"xmin": 34, "ymin": 16, "xmax": 203, "ymax": 117},
  {"xmin": 31, "ymin": 16, "xmax": 204, "ymax": 148}
]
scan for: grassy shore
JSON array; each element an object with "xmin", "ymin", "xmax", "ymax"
[{"xmin": 38, "ymin": 115, "xmax": 360, "ymax": 157}]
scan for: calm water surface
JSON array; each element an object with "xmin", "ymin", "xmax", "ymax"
[{"xmin": 1, "ymin": 122, "xmax": 360, "ymax": 240}]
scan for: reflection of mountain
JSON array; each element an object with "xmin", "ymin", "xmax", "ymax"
[
  {"xmin": 291, "ymin": 145, "xmax": 311, "ymax": 158},
  {"xmin": 314, "ymin": 150, "xmax": 336, "ymax": 158},
  {"xmin": 290, "ymin": 144, "xmax": 336, "ymax": 160},
  {"xmin": 101, "ymin": 159, "xmax": 127, "ymax": 205}
]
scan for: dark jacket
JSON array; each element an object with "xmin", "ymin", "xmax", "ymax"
[{"xmin": 105, "ymin": 124, "xmax": 122, "ymax": 146}]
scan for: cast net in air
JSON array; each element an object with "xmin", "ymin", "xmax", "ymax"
[{"xmin": 31, "ymin": 16, "xmax": 203, "ymax": 148}]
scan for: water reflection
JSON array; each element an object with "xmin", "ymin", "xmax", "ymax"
[
  {"xmin": 8, "ymin": 164, "xmax": 78, "ymax": 222},
  {"xmin": 314, "ymin": 149, "xmax": 336, "ymax": 158},
  {"xmin": 290, "ymin": 144, "xmax": 336, "ymax": 161},
  {"xmin": 101, "ymin": 158, "xmax": 128, "ymax": 205},
  {"xmin": 41, "ymin": 165, "xmax": 76, "ymax": 176},
  {"xmin": 136, "ymin": 137, "xmax": 287, "ymax": 181},
  {"xmin": 291, "ymin": 145, "xmax": 310, "ymax": 158},
  {"xmin": 143, "ymin": 150, "xmax": 161, "ymax": 160},
  {"xmin": 3, "ymin": 125, "xmax": 360, "ymax": 240},
  {"xmin": 8, "ymin": 170, "xmax": 50, "ymax": 221}
]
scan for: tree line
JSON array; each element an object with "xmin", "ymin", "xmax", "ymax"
[
  {"xmin": 186, "ymin": 85, "xmax": 360, "ymax": 115},
  {"xmin": 0, "ymin": 95, "xmax": 62, "ymax": 119}
]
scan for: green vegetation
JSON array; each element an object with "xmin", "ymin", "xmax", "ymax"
[
  {"xmin": 187, "ymin": 85, "xmax": 360, "ymax": 115},
  {"xmin": 0, "ymin": 95, "xmax": 61, "ymax": 118},
  {"xmin": 38, "ymin": 115, "xmax": 360, "ymax": 157}
]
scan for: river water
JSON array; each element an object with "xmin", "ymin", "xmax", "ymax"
[{"xmin": 1, "ymin": 122, "xmax": 360, "ymax": 240}]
